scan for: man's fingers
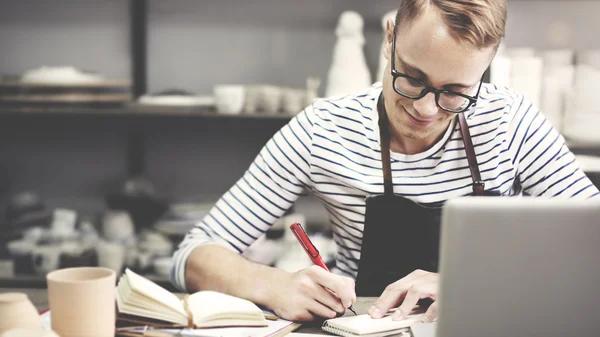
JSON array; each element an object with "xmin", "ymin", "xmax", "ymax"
[
  {"xmin": 369, "ymin": 270, "xmax": 431, "ymax": 318},
  {"xmin": 416, "ymin": 301, "xmax": 438, "ymax": 323},
  {"xmin": 306, "ymin": 297, "xmax": 339, "ymax": 319},
  {"xmin": 307, "ymin": 266, "xmax": 355, "ymax": 307},
  {"xmin": 314, "ymin": 284, "xmax": 347, "ymax": 314},
  {"xmin": 392, "ymin": 286, "xmax": 421, "ymax": 321},
  {"xmin": 369, "ymin": 277, "xmax": 416, "ymax": 318},
  {"xmin": 292, "ymin": 310, "xmax": 316, "ymax": 322},
  {"xmin": 369, "ymin": 285, "xmax": 405, "ymax": 318}
]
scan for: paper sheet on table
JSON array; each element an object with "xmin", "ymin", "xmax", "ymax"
[
  {"xmin": 135, "ymin": 318, "xmax": 298, "ymax": 337},
  {"xmin": 40, "ymin": 311, "xmax": 51, "ymax": 329}
]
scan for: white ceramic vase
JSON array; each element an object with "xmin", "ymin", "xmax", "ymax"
[{"xmin": 326, "ymin": 11, "xmax": 372, "ymax": 97}]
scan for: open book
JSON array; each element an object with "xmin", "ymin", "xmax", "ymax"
[
  {"xmin": 116, "ymin": 269, "xmax": 268, "ymax": 329},
  {"xmin": 321, "ymin": 313, "xmax": 422, "ymax": 337}
]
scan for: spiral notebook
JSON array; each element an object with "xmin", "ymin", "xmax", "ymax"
[{"xmin": 321, "ymin": 313, "xmax": 421, "ymax": 337}]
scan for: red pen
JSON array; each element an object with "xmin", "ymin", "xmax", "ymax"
[{"xmin": 290, "ymin": 222, "xmax": 357, "ymax": 315}]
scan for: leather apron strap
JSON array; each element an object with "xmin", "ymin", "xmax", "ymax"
[
  {"xmin": 457, "ymin": 113, "xmax": 485, "ymax": 196},
  {"xmin": 377, "ymin": 94, "xmax": 394, "ymax": 197},
  {"xmin": 377, "ymin": 93, "xmax": 484, "ymax": 196}
]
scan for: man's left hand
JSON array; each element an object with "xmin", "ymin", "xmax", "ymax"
[{"xmin": 367, "ymin": 269, "xmax": 439, "ymax": 323}]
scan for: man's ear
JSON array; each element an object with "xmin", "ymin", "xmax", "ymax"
[{"xmin": 383, "ymin": 19, "xmax": 395, "ymax": 61}]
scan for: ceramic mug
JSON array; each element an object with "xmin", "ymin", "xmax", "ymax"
[
  {"xmin": 6, "ymin": 240, "xmax": 35, "ymax": 274},
  {"xmin": 258, "ymin": 85, "xmax": 282, "ymax": 114},
  {"xmin": 243, "ymin": 85, "xmax": 260, "ymax": 113},
  {"xmin": 31, "ymin": 245, "xmax": 61, "ymax": 275},
  {"xmin": 138, "ymin": 232, "xmax": 172, "ymax": 257},
  {"xmin": 214, "ymin": 85, "xmax": 245, "ymax": 115},
  {"xmin": 152, "ymin": 256, "xmax": 174, "ymax": 277},
  {"xmin": 0, "ymin": 293, "xmax": 42, "ymax": 334},
  {"xmin": 96, "ymin": 240, "xmax": 125, "ymax": 274},
  {"xmin": 47, "ymin": 267, "xmax": 116, "ymax": 337},
  {"xmin": 281, "ymin": 88, "xmax": 306, "ymax": 114},
  {"xmin": 50, "ymin": 209, "xmax": 77, "ymax": 240},
  {"xmin": 102, "ymin": 211, "xmax": 134, "ymax": 242}
]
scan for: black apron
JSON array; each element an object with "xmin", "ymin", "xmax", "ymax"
[{"xmin": 354, "ymin": 94, "xmax": 500, "ymax": 296}]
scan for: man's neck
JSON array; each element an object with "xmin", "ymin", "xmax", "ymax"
[{"xmin": 389, "ymin": 120, "xmax": 453, "ymax": 155}]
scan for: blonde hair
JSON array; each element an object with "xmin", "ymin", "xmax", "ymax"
[{"xmin": 395, "ymin": 0, "xmax": 507, "ymax": 49}]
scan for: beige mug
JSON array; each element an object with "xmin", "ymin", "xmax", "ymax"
[
  {"xmin": 0, "ymin": 293, "xmax": 42, "ymax": 334},
  {"xmin": 47, "ymin": 267, "xmax": 116, "ymax": 337}
]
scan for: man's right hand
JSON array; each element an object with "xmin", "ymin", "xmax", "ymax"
[{"xmin": 267, "ymin": 266, "xmax": 357, "ymax": 321}]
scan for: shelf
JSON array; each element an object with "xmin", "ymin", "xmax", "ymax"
[
  {"xmin": 0, "ymin": 104, "xmax": 296, "ymax": 120},
  {"xmin": 566, "ymin": 139, "xmax": 600, "ymax": 150}
]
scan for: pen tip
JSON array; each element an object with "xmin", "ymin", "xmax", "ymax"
[{"xmin": 349, "ymin": 306, "xmax": 357, "ymax": 316}]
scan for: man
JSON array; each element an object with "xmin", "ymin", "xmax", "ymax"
[{"xmin": 172, "ymin": 0, "xmax": 599, "ymax": 323}]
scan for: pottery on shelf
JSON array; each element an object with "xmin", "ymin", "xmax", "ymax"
[
  {"xmin": 326, "ymin": 11, "xmax": 372, "ymax": 98},
  {"xmin": 214, "ymin": 85, "xmax": 246, "ymax": 115}
]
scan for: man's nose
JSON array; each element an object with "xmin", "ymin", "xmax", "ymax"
[{"xmin": 413, "ymin": 92, "xmax": 439, "ymax": 118}]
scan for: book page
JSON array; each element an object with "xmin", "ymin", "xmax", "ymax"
[
  {"xmin": 117, "ymin": 277, "xmax": 186, "ymax": 325},
  {"xmin": 124, "ymin": 269, "xmax": 186, "ymax": 317},
  {"xmin": 186, "ymin": 290, "xmax": 265, "ymax": 325},
  {"xmin": 324, "ymin": 313, "xmax": 422, "ymax": 335}
]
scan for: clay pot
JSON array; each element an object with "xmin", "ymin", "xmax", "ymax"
[{"xmin": 0, "ymin": 292, "xmax": 42, "ymax": 334}]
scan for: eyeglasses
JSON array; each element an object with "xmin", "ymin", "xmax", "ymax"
[{"xmin": 390, "ymin": 31, "xmax": 484, "ymax": 113}]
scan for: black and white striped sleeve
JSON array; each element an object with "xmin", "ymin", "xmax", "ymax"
[
  {"xmin": 513, "ymin": 97, "xmax": 599, "ymax": 198},
  {"xmin": 171, "ymin": 106, "xmax": 316, "ymax": 291}
]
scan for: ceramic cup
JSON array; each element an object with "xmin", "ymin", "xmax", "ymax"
[
  {"xmin": 0, "ymin": 292, "xmax": 42, "ymax": 334},
  {"xmin": 214, "ymin": 85, "xmax": 245, "ymax": 114},
  {"xmin": 540, "ymin": 49, "xmax": 574, "ymax": 67},
  {"xmin": 578, "ymin": 49, "xmax": 600, "ymax": 70},
  {"xmin": 102, "ymin": 211, "xmax": 134, "ymax": 242},
  {"xmin": 243, "ymin": 85, "xmax": 260, "ymax": 113},
  {"xmin": 31, "ymin": 245, "xmax": 61, "ymax": 276},
  {"xmin": 6, "ymin": 240, "xmax": 35, "ymax": 274},
  {"xmin": 50, "ymin": 209, "xmax": 77, "ymax": 240},
  {"xmin": 47, "ymin": 267, "xmax": 116, "ymax": 337},
  {"xmin": 281, "ymin": 88, "xmax": 306, "ymax": 114},
  {"xmin": 138, "ymin": 232, "xmax": 172, "ymax": 257},
  {"xmin": 258, "ymin": 85, "xmax": 282, "ymax": 114},
  {"xmin": 96, "ymin": 240, "xmax": 125, "ymax": 274},
  {"xmin": 0, "ymin": 260, "xmax": 13, "ymax": 278},
  {"xmin": 152, "ymin": 256, "xmax": 174, "ymax": 277}
]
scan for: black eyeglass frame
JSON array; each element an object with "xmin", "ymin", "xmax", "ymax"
[{"xmin": 390, "ymin": 31, "xmax": 484, "ymax": 113}]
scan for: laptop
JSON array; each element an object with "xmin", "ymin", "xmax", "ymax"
[{"xmin": 435, "ymin": 197, "xmax": 600, "ymax": 337}]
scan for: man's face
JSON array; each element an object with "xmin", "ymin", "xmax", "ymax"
[{"xmin": 382, "ymin": 8, "xmax": 495, "ymax": 146}]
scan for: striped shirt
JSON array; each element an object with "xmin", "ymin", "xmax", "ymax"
[{"xmin": 172, "ymin": 83, "xmax": 600, "ymax": 291}]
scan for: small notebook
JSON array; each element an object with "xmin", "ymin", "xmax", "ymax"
[
  {"xmin": 116, "ymin": 269, "xmax": 267, "ymax": 329},
  {"xmin": 322, "ymin": 313, "xmax": 422, "ymax": 337}
]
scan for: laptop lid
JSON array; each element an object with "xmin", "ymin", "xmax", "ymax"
[{"xmin": 436, "ymin": 197, "xmax": 600, "ymax": 337}]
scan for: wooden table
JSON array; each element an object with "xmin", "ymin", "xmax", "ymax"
[{"xmin": 0, "ymin": 288, "xmax": 398, "ymax": 335}]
